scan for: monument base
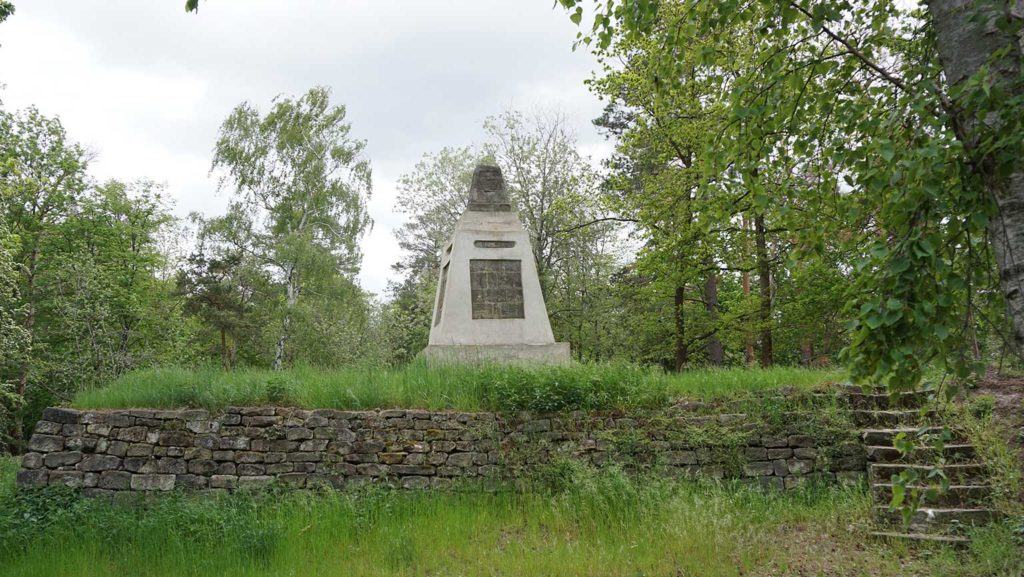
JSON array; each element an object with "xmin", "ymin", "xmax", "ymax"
[{"xmin": 420, "ymin": 343, "xmax": 571, "ymax": 365}]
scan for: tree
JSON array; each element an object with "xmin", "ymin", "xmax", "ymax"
[
  {"xmin": 0, "ymin": 106, "xmax": 89, "ymax": 436},
  {"xmin": 0, "ymin": 223, "xmax": 28, "ymax": 453},
  {"xmin": 563, "ymin": 0, "xmax": 1020, "ymax": 390},
  {"xmin": 211, "ymin": 86, "xmax": 372, "ymax": 369}
]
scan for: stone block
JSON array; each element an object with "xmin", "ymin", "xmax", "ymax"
[
  {"xmin": 379, "ymin": 452, "xmax": 406, "ymax": 465},
  {"xmin": 237, "ymin": 464, "xmax": 265, "ymax": 476},
  {"xmin": 743, "ymin": 461, "xmax": 774, "ymax": 477},
  {"xmin": 761, "ymin": 435, "xmax": 788, "ymax": 448},
  {"xmin": 116, "ymin": 427, "xmax": 148, "ymax": 443},
  {"xmin": 237, "ymin": 476, "xmax": 274, "ymax": 487},
  {"xmin": 787, "ymin": 459, "xmax": 814, "ymax": 475},
  {"xmin": 86, "ymin": 424, "xmax": 112, "ymax": 437},
  {"xmin": 219, "ymin": 437, "xmax": 249, "ymax": 450},
  {"xmin": 285, "ymin": 428, "xmax": 313, "ymax": 441},
  {"xmin": 772, "ymin": 459, "xmax": 790, "ymax": 477},
  {"xmin": 98, "ymin": 471, "xmax": 132, "ymax": 490},
  {"xmin": 16, "ymin": 469, "xmax": 48, "ymax": 488},
  {"xmin": 390, "ymin": 465, "xmax": 435, "ymax": 476},
  {"xmin": 216, "ymin": 462, "xmax": 237, "ymax": 475},
  {"xmin": 210, "ymin": 475, "xmax": 238, "ymax": 489},
  {"xmin": 44, "ymin": 451, "xmax": 83, "ymax": 468},
  {"xmin": 28, "ymin": 434, "xmax": 64, "ymax": 453},
  {"xmin": 42, "ymin": 407, "xmax": 80, "ymax": 424},
  {"xmin": 299, "ymin": 439, "xmax": 329, "ymax": 452},
  {"xmin": 126, "ymin": 443, "xmax": 153, "ymax": 457},
  {"xmin": 401, "ymin": 476, "xmax": 430, "ymax": 489},
  {"xmin": 787, "ymin": 435, "xmax": 814, "ymax": 448},
  {"xmin": 793, "ymin": 447, "xmax": 817, "ymax": 460},
  {"xmin": 78, "ymin": 454, "xmax": 121, "ymax": 472},
  {"xmin": 176, "ymin": 474, "xmax": 210, "ymax": 490},
  {"xmin": 188, "ymin": 460, "xmax": 218, "ymax": 475},
  {"xmin": 34, "ymin": 421, "xmax": 62, "ymax": 435},
  {"xmin": 21, "ymin": 452, "xmax": 43, "ymax": 469},
  {"xmin": 50, "ymin": 471, "xmax": 85, "ymax": 488},
  {"xmin": 744, "ymin": 447, "xmax": 768, "ymax": 461},
  {"xmin": 766, "ymin": 448, "xmax": 792, "ymax": 460},
  {"xmin": 236, "ymin": 451, "xmax": 264, "ymax": 464},
  {"xmin": 446, "ymin": 453, "xmax": 476, "ymax": 467}
]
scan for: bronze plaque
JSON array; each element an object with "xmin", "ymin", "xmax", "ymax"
[{"xmin": 470, "ymin": 259, "xmax": 524, "ymax": 319}]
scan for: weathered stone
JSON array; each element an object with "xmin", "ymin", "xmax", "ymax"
[
  {"xmin": 98, "ymin": 470, "xmax": 131, "ymax": 490},
  {"xmin": 175, "ymin": 474, "xmax": 209, "ymax": 490},
  {"xmin": 116, "ymin": 427, "xmax": 148, "ymax": 443},
  {"xmin": 237, "ymin": 464, "xmax": 265, "ymax": 476},
  {"xmin": 76, "ymin": 454, "xmax": 121, "ymax": 472},
  {"xmin": 210, "ymin": 475, "xmax": 238, "ymax": 489},
  {"xmin": 86, "ymin": 424, "xmax": 112, "ymax": 437},
  {"xmin": 21, "ymin": 452, "xmax": 44, "ymax": 469},
  {"xmin": 664, "ymin": 451, "xmax": 697, "ymax": 465},
  {"xmin": 766, "ymin": 448, "xmax": 792, "ymax": 460},
  {"xmin": 285, "ymin": 428, "xmax": 313, "ymax": 441},
  {"xmin": 379, "ymin": 452, "xmax": 406, "ymax": 465},
  {"xmin": 64, "ymin": 436, "xmax": 94, "ymax": 452},
  {"xmin": 787, "ymin": 435, "xmax": 815, "ymax": 448},
  {"xmin": 744, "ymin": 447, "xmax": 768, "ymax": 461},
  {"xmin": 772, "ymin": 459, "xmax": 790, "ymax": 476},
  {"xmin": 219, "ymin": 437, "xmax": 249, "ymax": 450},
  {"xmin": 131, "ymin": 474, "xmax": 175, "ymax": 491},
  {"xmin": 42, "ymin": 407, "xmax": 80, "ymax": 424},
  {"xmin": 188, "ymin": 460, "xmax": 218, "ymax": 475},
  {"xmin": 236, "ymin": 451, "xmax": 263, "ymax": 464},
  {"xmin": 446, "ymin": 453, "xmax": 476, "ymax": 467},
  {"xmin": 126, "ymin": 443, "xmax": 153, "ymax": 457},
  {"xmin": 390, "ymin": 465, "xmax": 435, "ymax": 476},
  {"xmin": 266, "ymin": 463, "xmax": 295, "ymax": 474},
  {"xmin": 237, "ymin": 475, "xmax": 273, "ymax": 487},
  {"xmin": 16, "ymin": 469, "xmax": 48, "ymax": 488},
  {"xmin": 793, "ymin": 447, "xmax": 817, "ymax": 460},
  {"xmin": 34, "ymin": 420, "xmax": 63, "ymax": 435},
  {"xmin": 44, "ymin": 451, "xmax": 83, "ymax": 468},
  {"xmin": 50, "ymin": 471, "xmax": 85, "ymax": 487},
  {"xmin": 28, "ymin": 434, "xmax": 64, "ymax": 453},
  {"xmin": 216, "ymin": 462, "xmax": 237, "ymax": 475},
  {"xmin": 401, "ymin": 476, "xmax": 430, "ymax": 489},
  {"xmin": 787, "ymin": 459, "xmax": 814, "ymax": 475},
  {"xmin": 743, "ymin": 461, "xmax": 775, "ymax": 477}
]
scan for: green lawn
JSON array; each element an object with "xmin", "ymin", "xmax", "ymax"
[
  {"xmin": 71, "ymin": 363, "xmax": 845, "ymax": 412},
  {"xmin": 1, "ymin": 457, "xmax": 1020, "ymax": 577}
]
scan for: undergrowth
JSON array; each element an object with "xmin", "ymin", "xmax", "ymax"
[{"xmin": 1, "ymin": 457, "xmax": 1021, "ymax": 577}]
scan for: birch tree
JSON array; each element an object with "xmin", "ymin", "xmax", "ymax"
[{"xmin": 212, "ymin": 86, "xmax": 372, "ymax": 370}]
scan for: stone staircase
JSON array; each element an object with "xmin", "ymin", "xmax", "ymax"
[{"xmin": 848, "ymin": 385, "xmax": 998, "ymax": 544}]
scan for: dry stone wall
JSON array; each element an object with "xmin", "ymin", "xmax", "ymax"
[{"xmin": 16, "ymin": 405, "xmax": 867, "ymax": 495}]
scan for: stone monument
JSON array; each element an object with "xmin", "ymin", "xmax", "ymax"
[{"xmin": 420, "ymin": 164, "xmax": 571, "ymax": 364}]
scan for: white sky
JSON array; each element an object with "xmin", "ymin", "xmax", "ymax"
[{"xmin": 0, "ymin": 0, "xmax": 612, "ymax": 296}]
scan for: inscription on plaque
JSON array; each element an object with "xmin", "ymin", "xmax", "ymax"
[
  {"xmin": 474, "ymin": 240, "xmax": 516, "ymax": 249},
  {"xmin": 470, "ymin": 259, "xmax": 524, "ymax": 319}
]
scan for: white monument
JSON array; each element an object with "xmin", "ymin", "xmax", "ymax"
[{"xmin": 420, "ymin": 164, "xmax": 571, "ymax": 364}]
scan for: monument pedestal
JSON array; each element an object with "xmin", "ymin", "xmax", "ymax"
[
  {"xmin": 421, "ymin": 343, "xmax": 571, "ymax": 365},
  {"xmin": 421, "ymin": 164, "xmax": 570, "ymax": 365}
]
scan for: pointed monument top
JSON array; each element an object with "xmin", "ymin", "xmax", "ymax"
[{"xmin": 467, "ymin": 164, "xmax": 512, "ymax": 212}]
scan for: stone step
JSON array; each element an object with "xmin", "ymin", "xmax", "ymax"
[
  {"xmin": 866, "ymin": 444, "xmax": 976, "ymax": 463},
  {"xmin": 868, "ymin": 531, "xmax": 971, "ymax": 545},
  {"xmin": 852, "ymin": 409, "xmax": 936, "ymax": 427},
  {"xmin": 846, "ymin": 390, "xmax": 930, "ymax": 410},
  {"xmin": 861, "ymin": 427, "xmax": 963, "ymax": 446},
  {"xmin": 871, "ymin": 483, "xmax": 993, "ymax": 507},
  {"xmin": 869, "ymin": 463, "xmax": 988, "ymax": 485},
  {"xmin": 873, "ymin": 506, "xmax": 999, "ymax": 531}
]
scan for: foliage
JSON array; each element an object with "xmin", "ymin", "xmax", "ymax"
[{"xmin": 560, "ymin": 0, "xmax": 1022, "ymax": 395}]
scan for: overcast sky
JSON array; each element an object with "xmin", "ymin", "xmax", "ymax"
[{"xmin": 0, "ymin": 0, "xmax": 611, "ymax": 296}]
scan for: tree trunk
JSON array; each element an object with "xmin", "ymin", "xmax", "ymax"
[
  {"xmin": 755, "ymin": 213, "xmax": 774, "ymax": 367},
  {"xmin": 703, "ymin": 273, "xmax": 724, "ymax": 366},
  {"xmin": 801, "ymin": 337, "xmax": 815, "ymax": 367},
  {"xmin": 929, "ymin": 0, "xmax": 1024, "ymax": 352},
  {"xmin": 273, "ymin": 265, "xmax": 299, "ymax": 371},
  {"xmin": 742, "ymin": 217, "xmax": 755, "ymax": 365},
  {"xmin": 674, "ymin": 285, "xmax": 688, "ymax": 371}
]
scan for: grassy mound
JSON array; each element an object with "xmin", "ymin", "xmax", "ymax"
[
  {"xmin": 1, "ymin": 457, "xmax": 1020, "ymax": 577},
  {"xmin": 71, "ymin": 363, "xmax": 844, "ymax": 412}
]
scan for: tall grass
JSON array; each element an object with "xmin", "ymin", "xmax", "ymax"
[
  {"xmin": 1, "ymin": 457, "xmax": 1018, "ymax": 577},
  {"xmin": 71, "ymin": 362, "xmax": 844, "ymax": 412}
]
